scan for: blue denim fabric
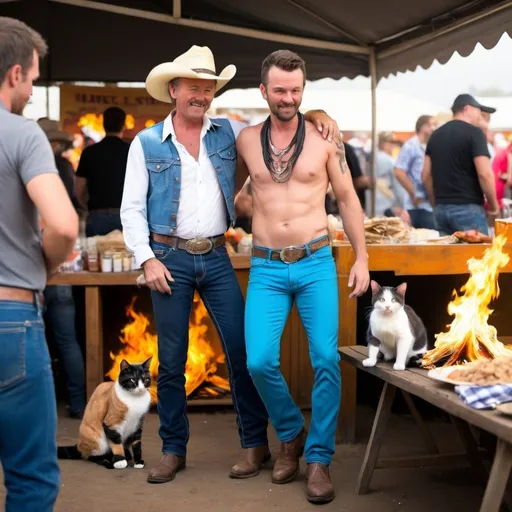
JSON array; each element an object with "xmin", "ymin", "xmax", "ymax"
[
  {"xmin": 86, "ymin": 212, "xmax": 123, "ymax": 237},
  {"xmin": 408, "ymin": 208, "xmax": 437, "ymax": 230},
  {"xmin": 138, "ymin": 119, "xmax": 237, "ymax": 236},
  {"xmin": 43, "ymin": 285, "xmax": 85, "ymax": 415},
  {"xmin": 434, "ymin": 203, "xmax": 488, "ymax": 235},
  {"xmin": 149, "ymin": 241, "xmax": 268, "ymax": 456},
  {"xmin": 0, "ymin": 300, "xmax": 59, "ymax": 511},
  {"xmin": 245, "ymin": 240, "xmax": 340, "ymax": 465}
]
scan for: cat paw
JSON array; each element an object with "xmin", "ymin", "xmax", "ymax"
[
  {"xmin": 362, "ymin": 358, "xmax": 377, "ymax": 367},
  {"xmin": 393, "ymin": 363, "xmax": 406, "ymax": 371},
  {"xmin": 114, "ymin": 459, "xmax": 128, "ymax": 469},
  {"xmin": 134, "ymin": 462, "xmax": 145, "ymax": 469}
]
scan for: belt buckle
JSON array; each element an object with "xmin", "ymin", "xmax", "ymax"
[
  {"xmin": 279, "ymin": 246, "xmax": 301, "ymax": 264},
  {"xmin": 185, "ymin": 237, "xmax": 213, "ymax": 255}
]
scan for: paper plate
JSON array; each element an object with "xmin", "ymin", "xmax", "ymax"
[{"xmin": 427, "ymin": 365, "xmax": 477, "ymax": 386}]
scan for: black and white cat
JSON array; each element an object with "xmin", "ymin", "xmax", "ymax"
[
  {"xmin": 58, "ymin": 358, "xmax": 152, "ymax": 469},
  {"xmin": 363, "ymin": 281, "xmax": 429, "ymax": 370}
]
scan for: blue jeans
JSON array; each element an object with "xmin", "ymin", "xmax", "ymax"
[
  {"xmin": 44, "ymin": 285, "xmax": 86, "ymax": 415},
  {"xmin": 149, "ymin": 240, "xmax": 268, "ymax": 456},
  {"xmin": 408, "ymin": 208, "xmax": 436, "ymax": 230},
  {"xmin": 245, "ymin": 240, "xmax": 340, "ymax": 465},
  {"xmin": 0, "ymin": 299, "xmax": 60, "ymax": 511},
  {"xmin": 86, "ymin": 212, "xmax": 122, "ymax": 237},
  {"xmin": 434, "ymin": 203, "xmax": 488, "ymax": 236}
]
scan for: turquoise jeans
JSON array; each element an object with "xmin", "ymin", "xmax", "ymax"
[{"xmin": 245, "ymin": 238, "xmax": 340, "ymax": 465}]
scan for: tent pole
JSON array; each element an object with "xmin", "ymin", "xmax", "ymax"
[{"xmin": 369, "ymin": 47, "xmax": 377, "ymax": 218}]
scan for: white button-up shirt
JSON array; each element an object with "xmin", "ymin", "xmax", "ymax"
[{"xmin": 121, "ymin": 114, "xmax": 244, "ymax": 267}]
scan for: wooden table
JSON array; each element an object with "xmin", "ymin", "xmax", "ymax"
[
  {"xmin": 48, "ymin": 256, "xmax": 252, "ymax": 399},
  {"xmin": 339, "ymin": 345, "xmax": 512, "ymax": 512},
  {"xmin": 333, "ymin": 242, "xmax": 512, "ymax": 443}
]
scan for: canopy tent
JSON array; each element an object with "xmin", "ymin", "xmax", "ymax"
[
  {"xmin": 2, "ymin": 0, "xmax": 512, "ymax": 214},
  {"xmin": 1, "ymin": 0, "xmax": 511, "ymax": 86}
]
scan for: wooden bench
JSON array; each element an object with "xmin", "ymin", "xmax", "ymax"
[{"xmin": 339, "ymin": 345, "xmax": 512, "ymax": 512}]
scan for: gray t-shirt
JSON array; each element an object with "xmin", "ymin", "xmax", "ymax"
[{"xmin": 0, "ymin": 101, "xmax": 58, "ymax": 291}]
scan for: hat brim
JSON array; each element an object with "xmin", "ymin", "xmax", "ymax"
[
  {"xmin": 46, "ymin": 130, "xmax": 73, "ymax": 143},
  {"xmin": 145, "ymin": 62, "xmax": 236, "ymax": 103},
  {"xmin": 479, "ymin": 104, "xmax": 496, "ymax": 114}
]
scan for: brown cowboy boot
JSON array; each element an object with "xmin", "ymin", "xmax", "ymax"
[
  {"xmin": 306, "ymin": 463, "xmax": 335, "ymax": 503},
  {"xmin": 271, "ymin": 428, "xmax": 307, "ymax": 484},
  {"xmin": 147, "ymin": 454, "xmax": 186, "ymax": 484},
  {"xmin": 229, "ymin": 445, "xmax": 271, "ymax": 479}
]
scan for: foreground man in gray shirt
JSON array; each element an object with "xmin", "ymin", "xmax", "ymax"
[{"xmin": 0, "ymin": 17, "xmax": 78, "ymax": 511}]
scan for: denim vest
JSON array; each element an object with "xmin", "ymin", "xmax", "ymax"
[{"xmin": 138, "ymin": 117, "xmax": 237, "ymax": 236}]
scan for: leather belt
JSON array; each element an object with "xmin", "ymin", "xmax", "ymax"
[
  {"xmin": 252, "ymin": 235, "xmax": 330, "ymax": 264},
  {"xmin": 151, "ymin": 233, "xmax": 226, "ymax": 255},
  {"xmin": 0, "ymin": 286, "xmax": 35, "ymax": 303}
]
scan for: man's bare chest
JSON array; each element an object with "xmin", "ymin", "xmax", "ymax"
[{"xmin": 245, "ymin": 140, "xmax": 327, "ymax": 185}]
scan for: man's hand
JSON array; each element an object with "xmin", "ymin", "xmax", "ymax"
[
  {"xmin": 348, "ymin": 258, "xmax": 370, "ymax": 298},
  {"xmin": 142, "ymin": 258, "xmax": 174, "ymax": 294},
  {"xmin": 412, "ymin": 197, "xmax": 423, "ymax": 207},
  {"xmin": 304, "ymin": 109, "xmax": 341, "ymax": 145}
]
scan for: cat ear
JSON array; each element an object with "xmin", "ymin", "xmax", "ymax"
[
  {"xmin": 142, "ymin": 357, "xmax": 152, "ymax": 371},
  {"xmin": 370, "ymin": 280, "xmax": 381, "ymax": 296},
  {"xmin": 120, "ymin": 359, "xmax": 130, "ymax": 372},
  {"xmin": 395, "ymin": 282, "xmax": 407, "ymax": 297}
]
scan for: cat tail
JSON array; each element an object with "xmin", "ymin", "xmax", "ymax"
[{"xmin": 57, "ymin": 444, "xmax": 82, "ymax": 460}]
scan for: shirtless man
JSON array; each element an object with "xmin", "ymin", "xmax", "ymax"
[{"xmin": 234, "ymin": 50, "xmax": 369, "ymax": 504}]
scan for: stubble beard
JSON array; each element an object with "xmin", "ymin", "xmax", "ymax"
[{"xmin": 269, "ymin": 103, "xmax": 299, "ymax": 122}]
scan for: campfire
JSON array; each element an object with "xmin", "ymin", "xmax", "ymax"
[
  {"xmin": 422, "ymin": 234, "xmax": 512, "ymax": 368},
  {"xmin": 106, "ymin": 293, "xmax": 230, "ymax": 402}
]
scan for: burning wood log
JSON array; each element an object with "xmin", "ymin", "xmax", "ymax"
[{"xmin": 422, "ymin": 234, "xmax": 512, "ymax": 368}]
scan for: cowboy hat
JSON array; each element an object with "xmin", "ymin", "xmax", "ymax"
[
  {"xmin": 145, "ymin": 45, "xmax": 236, "ymax": 103},
  {"xmin": 37, "ymin": 118, "xmax": 73, "ymax": 145}
]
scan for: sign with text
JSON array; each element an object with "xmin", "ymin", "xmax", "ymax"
[{"xmin": 59, "ymin": 84, "xmax": 170, "ymax": 141}]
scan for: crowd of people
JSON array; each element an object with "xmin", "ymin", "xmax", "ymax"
[{"xmin": 336, "ymin": 95, "xmax": 512, "ymax": 235}]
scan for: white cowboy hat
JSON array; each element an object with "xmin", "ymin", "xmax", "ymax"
[{"xmin": 145, "ymin": 45, "xmax": 236, "ymax": 103}]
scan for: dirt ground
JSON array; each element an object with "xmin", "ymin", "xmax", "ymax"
[{"xmin": 0, "ymin": 405, "xmax": 486, "ymax": 511}]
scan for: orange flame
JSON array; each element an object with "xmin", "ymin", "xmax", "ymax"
[
  {"xmin": 422, "ymin": 234, "xmax": 512, "ymax": 367},
  {"xmin": 106, "ymin": 293, "xmax": 230, "ymax": 402}
]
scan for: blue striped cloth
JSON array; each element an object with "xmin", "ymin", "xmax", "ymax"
[{"xmin": 455, "ymin": 384, "xmax": 512, "ymax": 409}]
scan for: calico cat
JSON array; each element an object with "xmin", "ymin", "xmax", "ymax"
[
  {"xmin": 58, "ymin": 358, "xmax": 152, "ymax": 469},
  {"xmin": 363, "ymin": 281, "xmax": 429, "ymax": 370}
]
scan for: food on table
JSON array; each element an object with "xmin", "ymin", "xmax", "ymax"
[
  {"xmin": 447, "ymin": 356, "xmax": 512, "ymax": 385},
  {"xmin": 453, "ymin": 230, "xmax": 492, "ymax": 243}
]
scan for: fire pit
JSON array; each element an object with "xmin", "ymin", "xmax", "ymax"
[
  {"xmin": 106, "ymin": 292, "xmax": 230, "ymax": 403},
  {"xmin": 422, "ymin": 234, "xmax": 512, "ymax": 368}
]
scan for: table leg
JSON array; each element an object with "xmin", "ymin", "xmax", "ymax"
[
  {"xmin": 356, "ymin": 382, "xmax": 397, "ymax": 495},
  {"xmin": 402, "ymin": 391, "xmax": 439, "ymax": 454},
  {"xmin": 479, "ymin": 439, "xmax": 512, "ymax": 512},
  {"xmin": 85, "ymin": 286, "xmax": 103, "ymax": 399},
  {"xmin": 451, "ymin": 416, "xmax": 488, "ymax": 483},
  {"xmin": 337, "ymin": 274, "xmax": 358, "ymax": 444}
]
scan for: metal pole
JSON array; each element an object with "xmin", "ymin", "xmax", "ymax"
[
  {"xmin": 46, "ymin": 85, "xmax": 50, "ymax": 118},
  {"xmin": 369, "ymin": 47, "xmax": 377, "ymax": 218}
]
